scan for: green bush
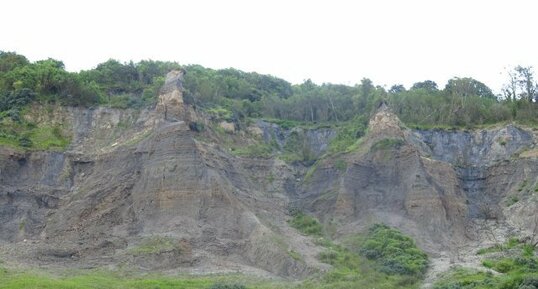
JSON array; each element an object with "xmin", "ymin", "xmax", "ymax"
[
  {"xmin": 360, "ymin": 224, "xmax": 428, "ymax": 276},
  {"xmin": 232, "ymin": 143, "xmax": 273, "ymax": 158},
  {"xmin": 434, "ymin": 238, "xmax": 538, "ymax": 289},
  {"xmin": 492, "ymin": 259, "xmax": 514, "ymax": 273},
  {"xmin": 477, "ymin": 244, "xmax": 504, "ymax": 255},
  {"xmin": 129, "ymin": 236, "xmax": 180, "ymax": 256},
  {"xmin": 289, "ymin": 211, "xmax": 323, "ymax": 236},
  {"xmin": 18, "ymin": 135, "xmax": 32, "ymax": 147},
  {"xmin": 328, "ymin": 116, "xmax": 367, "ymax": 153},
  {"xmin": 334, "ymin": 159, "xmax": 347, "ymax": 171},
  {"xmin": 519, "ymin": 276, "xmax": 538, "ymax": 289},
  {"xmin": 189, "ymin": 121, "xmax": 205, "ymax": 132}
]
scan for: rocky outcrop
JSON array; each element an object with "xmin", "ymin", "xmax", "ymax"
[
  {"xmin": 156, "ymin": 70, "xmax": 185, "ymax": 122},
  {"xmin": 256, "ymin": 120, "xmax": 336, "ymax": 158},
  {"xmin": 300, "ymin": 106, "xmax": 538, "ymax": 254},
  {"xmin": 1, "ymin": 88, "xmax": 537, "ymax": 278},
  {"xmin": 0, "ymin": 78, "xmax": 320, "ymax": 277},
  {"xmin": 300, "ymin": 106, "xmax": 468, "ymax": 252}
]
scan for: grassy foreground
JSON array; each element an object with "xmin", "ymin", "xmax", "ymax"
[
  {"xmin": 0, "ymin": 265, "xmax": 419, "ymax": 289},
  {"xmin": 0, "ymin": 222, "xmax": 427, "ymax": 289},
  {"xmin": 0, "ymin": 270, "xmax": 276, "ymax": 289}
]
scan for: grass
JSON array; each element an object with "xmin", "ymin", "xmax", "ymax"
[
  {"xmin": 370, "ymin": 138, "xmax": 404, "ymax": 152},
  {"xmin": 327, "ymin": 117, "xmax": 367, "ymax": 154},
  {"xmin": 303, "ymin": 160, "xmax": 321, "ymax": 183},
  {"xmin": 278, "ymin": 131, "xmax": 316, "ymax": 164},
  {"xmin": 518, "ymin": 179, "xmax": 529, "ymax": 192},
  {"xmin": 288, "ymin": 250, "xmax": 304, "ymax": 262},
  {"xmin": 1, "ymin": 268, "xmax": 368, "ymax": 289},
  {"xmin": 0, "ymin": 270, "xmax": 217, "ymax": 289},
  {"xmin": 231, "ymin": 142, "xmax": 273, "ymax": 158},
  {"xmin": 128, "ymin": 236, "xmax": 180, "ymax": 255},
  {"xmin": 307, "ymin": 224, "xmax": 426, "ymax": 289},
  {"xmin": 28, "ymin": 125, "xmax": 70, "ymax": 150},
  {"xmin": 405, "ymin": 120, "xmax": 513, "ymax": 131},
  {"xmin": 0, "ymin": 224, "xmax": 428, "ymax": 289},
  {"xmin": 334, "ymin": 159, "xmax": 346, "ymax": 171},
  {"xmin": 288, "ymin": 212, "xmax": 323, "ymax": 236},
  {"xmin": 287, "ymin": 220, "xmax": 426, "ymax": 289},
  {"xmin": 506, "ymin": 195, "xmax": 520, "ymax": 207},
  {"xmin": 434, "ymin": 238, "xmax": 538, "ymax": 289},
  {"xmin": 261, "ymin": 118, "xmax": 332, "ymax": 130},
  {"xmin": 206, "ymin": 106, "xmax": 233, "ymax": 121},
  {"xmin": 0, "ymin": 118, "xmax": 70, "ymax": 151},
  {"xmin": 477, "ymin": 245, "xmax": 504, "ymax": 255},
  {"xmin": 476, "ymin": 237, "xmax": 521, "ymax": 255}
]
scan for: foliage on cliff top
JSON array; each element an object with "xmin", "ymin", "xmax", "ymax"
[{"xmin": 2, "ymin": 50, "xmax": 538, "ymax": 146}]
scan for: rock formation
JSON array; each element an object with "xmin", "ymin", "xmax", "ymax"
[
  {"xmin": 156, "ymin": 70, "xmax": 185, "ymax": 122},
  {"xmin": 0, "ymin": 87, "xmax": 537, "ymax": 278}
]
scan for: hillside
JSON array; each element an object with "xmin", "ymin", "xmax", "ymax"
[{"xmin": 0, "ymin": 55, "xmax": 537, "ymax": 288}]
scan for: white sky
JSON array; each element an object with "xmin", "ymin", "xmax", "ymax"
[{"xmin": 1, "ymin": 0, "xmax": 537, "ymax": 93}]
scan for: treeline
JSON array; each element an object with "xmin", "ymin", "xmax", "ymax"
[
  {"xmin": 1, "ymin": 51, "xmax": 538, "ymax": 128},
  {"xmin": 0, "ymin": 51, "xmax": 181, "ymax": 116}
]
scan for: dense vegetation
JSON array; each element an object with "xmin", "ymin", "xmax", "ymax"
[
  {"xmin": 1, "ymin": 50, "xmax": 538, "ymax": 153},
  {"xmin": 288, "ymin": 210, "xmax": 323, "ymax": 236},
  {"xmin": 2, "ymin": 51, "xmax": 538, "ymax": 130},
  {"xmin": 360, "ymin": 224, "xmax": 429, "ymax": 276},
  {"xmin": 434, "ymin": 238, "xmax": 538, "ymax": 289},
  {"xmin": 286, "ymin": 212, "xmax": 428, "ymax": 289},
  {"xmin": 310, "ymin": 223, "xmax": 428, "ymax": 289}
]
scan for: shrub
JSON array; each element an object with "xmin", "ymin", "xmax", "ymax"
[
  {"xmin": 328, "ymin": 116, "xmax": 367, "ymax": 153},
  {"xmin": 435, "ymin": 238, "xmax": 538, "ymax": 289},
  {"xmin": 334, "ymin": 159, "xmax": 347, "ymax": 171},
  {"xmin": 289, "ymin": 212, "xmax": 322, "ymax": 236},
  {"xmin": 519, "ymin": 276, "xmax": 538, "ymax": 289},
  {"xmin": 232, "ymin": 143, "xmax": 273, "ymax": 158},
  {"xmin": 360, "ymin": 224, "xmax": 428, "ymax": 276},
  {"xmin": 18, "ymin": 135, "xmax": 32, "ymax": 147},
  {"xmin": 188, "ymin": 121, "xmax": 205, "ymax": 132},
  {"xmin": 129, "ymin": 236, "xmax": 180, "ymax": 255},
  {"xmin": 493, "ymin": 259, "xmax": 514, "ymax": 273}
]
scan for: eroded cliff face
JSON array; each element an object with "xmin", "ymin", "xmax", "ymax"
[
  {"xmin": 411, "ymin": 125, "xmax": 538, "ymax": 246},
  {"xmin": 301, "ymin": 105, "xmax": 468, "ymax": 252},
  {"xmin": 0, "ymin": 76, "xmax": 537, "ymax": 278},
  {"xmin": 0, "ymin": 72, "xmax": 324, "ymax": 277},
  {"xmin": 301, "ymin": 104, "xmax": 537, "ymax": 255}
]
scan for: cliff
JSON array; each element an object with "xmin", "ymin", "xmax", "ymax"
[{"xmin": 0, "ymin": 72, "xmax": 537, "ymax": 280}]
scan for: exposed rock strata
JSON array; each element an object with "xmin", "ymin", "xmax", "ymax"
[{"xmin": 1, "ymin": 79, "xmax": 537, "ymax": 278}]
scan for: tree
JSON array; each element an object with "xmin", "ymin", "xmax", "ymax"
[
  {"xmin": 502, "ymin": 66, "xmax": 537, "ymax": 102},
  {"xmin": 388, "ymin": 84, "xmax": 405, "ymax": 94},
  {"xmin": 411, "ymin": 80, "xmax": 438, "ymax": 91},
  {"xmin": 514, "ymin": 66, "xmax": 537, "ymax": 102},
  {"xmin": 359, "ymin": 78, "xmax": 374, "ymax": 97},
  {"xmin": 502, "ymin": 67, "xmax": 519, "ymax": 102},
  {"xmin": 0, "ymin": 51, "xmax": 29, "ymax": 73},
  {"xmin": 445, "ymin": 77, "xmax": 495, "ymax": 99},
  {"xmin": 33, "ymin": 58, "xmax": 68, "ymax": 96}
]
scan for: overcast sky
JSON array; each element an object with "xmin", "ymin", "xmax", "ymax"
[{"xmin": 2, "ymin": 0, "xmax": 537, "ymax": 93}]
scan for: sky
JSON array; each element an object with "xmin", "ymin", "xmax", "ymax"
[{"xmin": 1, "ymin": 0, "xmax": 537, "ymax": 94}]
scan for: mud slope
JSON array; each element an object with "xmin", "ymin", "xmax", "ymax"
[
  {"xmin": 301, "ymin": 104, "xmax": 538, "ymax": 256},
  {"xmin": 0, "ymin": 71, "xmax": 324, "ymax": 277},
  {"xmin": 1, "ymin": 71, "xmax": 537, "ymax": 279}
]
